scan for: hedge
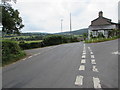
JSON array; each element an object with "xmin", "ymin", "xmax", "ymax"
[{"xmin": 2, "ymin": 40, "xmax": 26, "ymax": 66}]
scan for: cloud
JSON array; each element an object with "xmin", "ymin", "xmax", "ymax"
[{"xmin": 12, "ymin": 0, "xmax": 119, "ymax": 33}]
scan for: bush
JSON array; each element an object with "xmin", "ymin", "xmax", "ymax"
[
  {"xmin": 42, "ymin": 35, "xmax": 79, "ymax": 46},
  {"xmin": 2, "ymin": 40, "xmax": 26, "ymax": 66},
  {"xmin": 43, "ymin": 35, "xmax": 63, "ymax": 46},
  {"xmin": 19, "ymin": 41, "xmax": 43, "ymax": 50}
]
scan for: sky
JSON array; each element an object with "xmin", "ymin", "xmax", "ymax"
[{"xmin": 11, "ymin": 0, "xmax": 120, "ymax": 33}]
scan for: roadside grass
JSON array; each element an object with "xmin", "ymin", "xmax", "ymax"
[
  {"xmin": 2, "ymin": 51, "xmax": 26, "ymax": 67},
  {"xmin": 85, "ymin": 36, "xmax": 119, "ymax": 43}
]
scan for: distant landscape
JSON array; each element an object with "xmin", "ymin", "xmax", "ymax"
[{"xmin": 55, "ymin": 28, "xmax": 88, "ymax": 35}]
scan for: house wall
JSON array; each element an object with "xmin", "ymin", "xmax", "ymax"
[{"xmin": 88, "ymin": 24, "xmax": 117, "ymax": 39}]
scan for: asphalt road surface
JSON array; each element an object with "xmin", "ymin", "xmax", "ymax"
[{"xmin": 3, "ymin": 39, "xmax": 118, "ymax": 89}]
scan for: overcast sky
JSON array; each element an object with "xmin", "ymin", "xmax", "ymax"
[{"xmin": 12, "ymin": 0, "xmax": 119, "ymax": 33}]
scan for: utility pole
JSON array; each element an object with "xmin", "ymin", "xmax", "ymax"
[
  {"xmin": 61, "ymin": 19, "xmax": 63, "ymax": 33},
  {"xmin": 70, "ymin": 13, "xmax": 72, "ymax": 38}
]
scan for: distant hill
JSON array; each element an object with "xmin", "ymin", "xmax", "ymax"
[
  {"xmin": 21, "ymin": 32, "xmax": 51, "ymax": 36},
  {"xmin": 55, "ymin": 28, "xmax": 88, "ymax": 35},
  {"xmin": 20, "ymin": 28, "xmax": 88, "ymax": 36}
]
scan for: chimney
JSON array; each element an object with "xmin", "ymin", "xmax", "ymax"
[{"xmin": 99, "ymin": 11, "xmax": 103, "ymax": 17}]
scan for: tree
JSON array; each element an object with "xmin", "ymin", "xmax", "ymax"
[
  {"xmin": 2, "ymin": 2, "xmax": 24, "ymax": 34},
  {"xmin": 83, "ymin": 33, "xmax": 88, "ymax": 40}
]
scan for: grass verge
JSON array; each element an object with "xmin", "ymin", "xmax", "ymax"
[
  {"xmin": 85, "ymin": 36, "xmax": 119, "ymax": 43},
  {"xmin": 2, "ymin": 51, "xmax": 26, "ymax": 67}
]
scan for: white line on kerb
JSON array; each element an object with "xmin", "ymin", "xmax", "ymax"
[
  {"xmin": 91, "ymin": 59, "xmax": 96, "ymax": 64},
  {"xmin": 82, "ymin": 55, "xmax": 86, "ymax": 59},
  {"xmin": 93, "ymin": 77, "xmax": 102, "ymax": 88},
  {"xmin": 81, "ymin": 59, "xmax": 86, "ymax": 64},
  {"xmin": 79, "ymin": 65, "xmax": 85, "ymax": 70},
  {"xmin": 28, "ymin": 56, "xmax": 32, "ymax": 58},
  {"xmin": 75, "ymin": 75, "xmax": 84, "ymax": 86},
  {"xmin": 22, "ymin": 58, "xmax": 26, "ymax": 61},
  {"xmin": 33, "ymin": 53, "xmax": 41, "ymax": 56},
  {"xmin": 91, "ymin": 55, "xmax": 95, "ymax": 58},
  {"xmin": 92, "ymin": 66, "xmax": 99, "ymax": 72}
]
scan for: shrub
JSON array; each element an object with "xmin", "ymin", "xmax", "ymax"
[
  {"xmin": 42, "ymin": 35, "xmax": 79, "ymax": 46},
  {"xmin": 43, "ymin": 35, "xmax": 63, "ymax": 46},
  {"xmin": 2, "ymin": 40, "xmax": 26, "ymax": 66},
  {"xmin": 19, "ymin": 41, "xmax": 43, "ymax": 50}
]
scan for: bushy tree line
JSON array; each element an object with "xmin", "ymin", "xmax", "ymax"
[{"xmin": 19, "ymin": 35, "xmax": 79, "ymax": 50}]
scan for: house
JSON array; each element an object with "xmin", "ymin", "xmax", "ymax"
[
  {"xmin": 0, "ymin": 23, "xmax": 2, "ymax": 31},
  {"xmin": 88, "ymin": 11, "xmax": 119, "ymax": 39}
]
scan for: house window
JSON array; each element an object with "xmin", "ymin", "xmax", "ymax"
[
  {"xmin": 93, "ymin": 31, "xmax": 97, "ymax": 36},
  {"xmin": 104, "ymin": 30, "xmax": 108, "ymax": 35}
]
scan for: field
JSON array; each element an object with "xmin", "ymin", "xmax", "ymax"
[{"xmin": 24, "ymin": 40, "xmax": 43, "ymax": 43}]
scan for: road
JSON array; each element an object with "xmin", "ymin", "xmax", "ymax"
[{"xmin": 2, "ymin": 39, "xmax": 118, "ymax": 89}]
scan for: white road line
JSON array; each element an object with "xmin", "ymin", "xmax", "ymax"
[
  {"xmin": 28, "ymin": 56, "xmax": 32, "ymax": 59},
  {"xmin": 93, "ymin": 77, "xmax": 102, "ymax": 88},
  {"xmin": 79, "ymin": 65, "xmax": 85, "ymax": 70},
  {"xmin": 112, "ymin": 51, "xmax": 120, "ymax": 55},
  {"xmin": 22, "ymin": 58, "xmax": 26, "ymax": 61},
  {"xmin": 92, "ymin": 66, "xmax": 99, "ymax": 72},
  {"xmin": 83, "ymin": 52, "xmax": 86, "ymax": 55},
  {"xmin": 91, "ymin": 55, "xmax": 95, "ymax": 59},
  {"xmin": 33, "ymin": 53, "xmax": 41, "ymax": 56},
  {"xmin": 75, "ymin": 75, "xmax": 84, "ymax": 86},
  {"xmin": 37, "ymin": 53, "xmax": 41, "ymax": 54},
  {"xmin": 88, "ymin": 47, "xmax": 91, "ymax": 50},
  {"xmin": 90, "ymin": 52, "xmax": 93, "ymax": 54},
  {"xmin": 81, "ymin": 59, "xmax": 86, "ymax": 64},
  {"xmin": 83, "ymin": 50, "xmax": 86, "ymax": 53},
  {"xmin": 82, "ymin": 55, "xmax": 86, "ymax": 59},
  {"xmin": 91, "ymin": 59, "xmax": 96, "ymax": 64},
  {"xmin": 33, "ymin": 54, "xmax": 38, "ymax": 56},
  {"xmin": 88, "ymin": 47, "xmax": 92, "ymax": 52}
]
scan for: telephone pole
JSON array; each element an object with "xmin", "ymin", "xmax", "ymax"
[
  {"xmin": 70, "ymin": 13, "xmax": 72, "ymax": 38},
  {"xmin": 61, "ymin": 19, "xmax": 63, "ymax": 33}
]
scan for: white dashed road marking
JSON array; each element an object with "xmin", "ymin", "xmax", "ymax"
[
  {"xmin": 90, "ymin": 52, "xmax": 93, "ymax": 54},
  {"xmin": 81, "ymin": 59, "xmax": 86, "ymax": 64},
  {"xmin": 112, "ymin": 51, "xmax": 120, "ymax": 55},
  {"xmin": 93, "ymin": 77, "xmax": 102, "ymax": 88},
  {"xmin": 92, "ymin": 66, "xmax": 99, "ymax": 72},
  {"xmin": 83, "ymin": 52, "xmax": 86, "ymax": 55},
  {"xmin": 82, "ymin": 55, "xmax": 86, "ymax": 59},
  {"xmin": 88, "ymin": 47, "xmax": 90, "ymax": 49},
  {"xmin": 91, "ymin": 55, "xmax": 95, "ymax": 58},
  {"xmin": 75, "ymin": 75, "xmax": 84, "ymax": 86},
  {"xmin": 79, "ymin": 65, "xmax": 85, "ymax": 70},
  {"xmin": 91, "ymin": 59, "xmax": 96, "ymax": 64},
  {"xmin": 75, "ymin": 45, "xmax": 102, "ymax": 88}
]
